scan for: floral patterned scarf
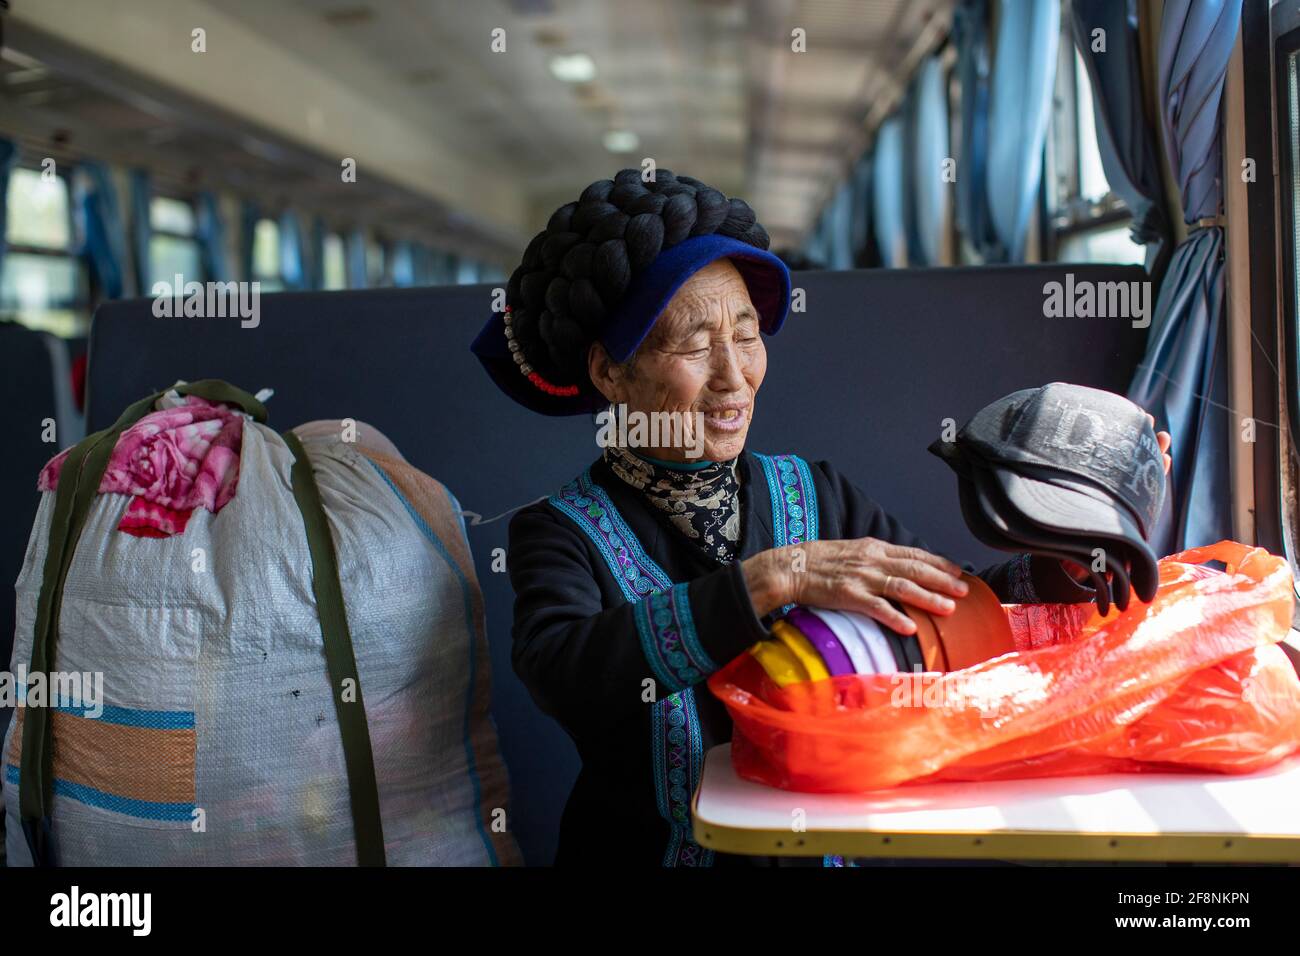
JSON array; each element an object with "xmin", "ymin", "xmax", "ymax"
[{"xmin": 604, "ymin": 445, "xmax": 740, "ymax": 564}]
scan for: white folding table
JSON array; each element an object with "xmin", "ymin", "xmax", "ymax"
[{"xmin": 692, "ymin": 743, "xmax": 1300, "ymax": 862}]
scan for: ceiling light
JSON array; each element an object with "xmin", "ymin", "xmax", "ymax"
[
  {"xmin": 550, "ymin": 53, "xmax": 597, "ymax": 83},
  {"xmin": 603, "ymin": 129, "xmax": 640, "ymax": 153}
]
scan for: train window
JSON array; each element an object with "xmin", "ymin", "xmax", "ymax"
[
  {"xmin": 1280, "ymin": 27, "xmax": 1300, "ymax": 510},
  {"xmin": 322, "ymin": 232, "xmax": 347, "ymax": 290},
  {"xmin": 148, "ymin": 196, "xmax": 202, "ymax": 289},
  {"xmin": 456, "ymin": 257, "xmax": 480, "ymax": 285},
  {"xmin": 1046, "ymin": 42, "xmax": 1144, "ymax": 265},
  {"xmin": 1274, "ymin": 16, "xmax": 1300, "ymax": 588},
  {"xmin": 1285, "ymin": 46, "xmax": 1300, "ymax": 381},
  {"xmin": 251, "ymin": 217, "xmax": 284, "ymax": 292},
  {"xmin": 0, "ymin": 166, "xmax": 89, "ymax": 336}
]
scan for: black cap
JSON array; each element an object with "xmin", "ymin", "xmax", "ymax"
[
  {"xmin": 930, "ymin": 383, "xmax": 1167, "ymax": 610},
  {"xmin": 959, "ymin": 383, "xmax": 1165, "ymax": 544}
]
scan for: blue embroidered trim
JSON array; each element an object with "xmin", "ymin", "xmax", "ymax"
[
  {"xmin": 634, "ymin": 583, "xmax": 717, "ymax": 694},
  {"xmin": 653, "ymin": 689, "xmax": 712, "ymax": 867},
  {"xmin": 673, "ymin": 583, "xmax": 713, "ymax": 674},
  {"xmin": 550, "ymin": 468, "xmax": 672, "ymax": 600},
  {"xmin": 549, "ymin": 469, "xmax": 712, "ymax": 867},
  {"xmin": 755, "ymin": 453, "xmax": 820, "ymax": 616},
  {"xmin": 548, "ymin": 457, "xmax": 825, "ymax": 867},
  {"xmin": 756, "ymin": 455, "xmax": 845, "ymax": 870}
]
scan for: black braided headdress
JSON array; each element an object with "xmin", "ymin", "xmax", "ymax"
[{"xmin": 504, "ymin": 168, "xmax": 771, "ymax": 397}]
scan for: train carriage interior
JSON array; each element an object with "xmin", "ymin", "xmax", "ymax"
[{"xmin": 1, "ymin": 0, "xmax": 1299, "ymax": 907}]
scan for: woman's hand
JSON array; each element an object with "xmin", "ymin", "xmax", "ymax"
[
  {"xmin": 1061, "ymin": 413, "xmax": 1172, "ymax": 584},
  {"xmin": 742, "ymin": 538, "xmax": 969, "ymax": 635},
  {"xmin": 1149, "ymin": 413, "xmax": 1173, "ymax": 475}
]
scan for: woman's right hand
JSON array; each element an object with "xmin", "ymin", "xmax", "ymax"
[{"xmin": 741, "ymin": 538, "xmax": 969, "ymax": 635}]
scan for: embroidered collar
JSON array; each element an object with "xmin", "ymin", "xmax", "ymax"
[{"xmin": 603, "ymin": 445, "xmax": 741, "ymax": 563}]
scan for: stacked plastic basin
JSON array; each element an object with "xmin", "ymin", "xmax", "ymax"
[{"xmin": 748, "ymin": 573, "xmax": 1017, "ymax": 684}]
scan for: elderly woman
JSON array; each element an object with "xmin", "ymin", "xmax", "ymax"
[{"xmin": 471, "ymin": 169, "xmax": 1172, "ymax": 868}]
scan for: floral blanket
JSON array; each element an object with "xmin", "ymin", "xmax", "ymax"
[{"xmin": 38, "ymin": 396, "xmax": 243, "ymax": 538}]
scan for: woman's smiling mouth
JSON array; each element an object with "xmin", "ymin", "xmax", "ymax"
[{"xmin": 702, "ymin": 404, "xmax": 749, "ymax": 432}]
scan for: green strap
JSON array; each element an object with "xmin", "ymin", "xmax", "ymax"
[
  {"xmin": 19, "ymin": 380, "xmax": 267, "ymax": 864},
  {"xmin": 282, "ymin": 431, "xmax": 386, "ymax": 867},
  {"xmin": 174, "ymin": 380, "xmax": 268, "ymax": 422}
]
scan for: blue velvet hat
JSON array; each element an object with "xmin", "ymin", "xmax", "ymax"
[{"xmin": 470, "ymin": 171, "xmax": 792, "ymax": 416}]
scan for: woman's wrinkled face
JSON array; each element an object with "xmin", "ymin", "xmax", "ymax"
[{"xmin": 589, "ymin": 258, "xmax": 766, "ymax": 462}]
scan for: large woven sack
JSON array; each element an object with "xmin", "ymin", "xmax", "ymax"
[{"xmin": 3, "ymin": 383, "xmax": 520, "ymax": 866}]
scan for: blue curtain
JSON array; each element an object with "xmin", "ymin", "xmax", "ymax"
[
  {"xmin": 279, "ymin": 211, "xmax": 307, "ymax": 290},
  {"xmin": 238, "ymin": 200, "xmax": 259, "ymax": 282},
  {"xmin": 74, "ymin": 162, "xmax": 128, "ymax": 300},
  {"xmin": 412, "ymin": 244, "xmax": 436, "ymax": 286},
  {"xmin": 952, "ymin": 0, "xmax": 997, "ymax": 260},
  {"xmin": 0, "ymin": 139, "xmax": 16, "ymax": 286},
  {"xmin": 390, "ymin": 240, "xmax": 415, "ymax": 287},
  {"xmin": 900, "ymin": 83, "xmax": 924, "ymax": 265},
  {"xmin": 430, "ymin": 250, "xmax": 456, "ymax": 285},
  {"xmin": 1128, "ymin": 0, "xmax": 1241, "ymax": 553},
  {"xmin": 1071, "ymin": 0, "xmax": 1172, "ymax": 276},
  {"xmin": 872, "ymin": 116, "xmax": 907, "ymax": 267},
  {"xmin": 345, "ymin": 229, "xmax": 368, "ymax": 289},
  {"xmin": 803, "ymin": 212, "xmax": 828, "ymax": 267},
  {"xmin": 825, "ymin": 182, "xmax": 854, "ymax": 270},
  {"xmin": 849, "ymin": 153, "xmax": 873, "ymax": 265},
  {"xmin": 910, "ymin": 56, "xmax": 950, "ymax": 267},
  {"xmin": 985, "ymin": 0, "xmax": 1059, "ymax": 262},
  {"xmin": 128, "ymin": 169, "xmax": 151, "ymax": 295},
  {"xmin": 196, "ymin": 192, "xmax": 229, "ymax": 281},
  {"xmin": 307, "ymin": 217, "xmax": 326, "ymax": 290}
]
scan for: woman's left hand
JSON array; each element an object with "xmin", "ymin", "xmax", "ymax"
[
  {"xmin": 1148, "ymin": 413, "xmax": 1173, "ymax": 476},
  {"xmin": 1060, "ymin": 411, "xmax": 1171, "ymax": 584}
]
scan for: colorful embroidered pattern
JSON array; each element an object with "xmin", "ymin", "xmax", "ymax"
[
  {"xmin": 550, "ymin": 469, "xmax": 673, "ymax": 596},
  {"xmin": 549, "ymin": 471, "xmax": 712, "ymax": 867},
  {"xmin": 755, "ymin": 453, "xmax": 819, "ymax": 547},
  {"xmin": 653, "ymin": 690, "xmax": 712, "ymax": 867},
  {"xmin": 548, "ymin": 455, "xmax": 822, "ymax": 868},
  {"xmin": 755, "ymin": 453, "xmax": 820, "ymax": 616},
  {"xmin": 634, "ymin": 583, "xmax": 717, "ymax": 694},
  {"xmin": 755, "ymin": 455, "xmax": 847, "ymax": 869}
]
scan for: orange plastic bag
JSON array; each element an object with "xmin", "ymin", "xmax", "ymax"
[{"xmin": 709, "ymin": 541, "xmax": 1300, "ymax": 792}]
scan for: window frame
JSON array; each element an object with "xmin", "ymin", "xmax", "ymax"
[
  {"xmin": 1043, "ymin": 22, "xmax": 1140, "ymax": 263},
  {"xmin": 249, "ymin": 215, "xmax": 285, "ymax": 292},
  {"xmin": 1271, "ymin": 20, "xmax": 1300, "ymax": 595},
  {"xmin": 1275, "ymin": 26, "xmax": 1300, "ymax": 455},
  {"xmin": 1, "ymin": 164, "xmax": 92, "ymax": 332},
  {"xmin": 146, "ymin": 193, "xmax": 203, "ymax": 288},
  {"xmin": 320, "ymin": 230, "xmax": 347, "ymax": 291}
]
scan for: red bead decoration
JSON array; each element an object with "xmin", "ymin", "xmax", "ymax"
[
  {"xmin": 504, "ymin": 305, "xmax": 581, "ymax": 397},
  {"xmin": 527, "ymin": 372, "xmax": 580, "ymax": 397}
]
